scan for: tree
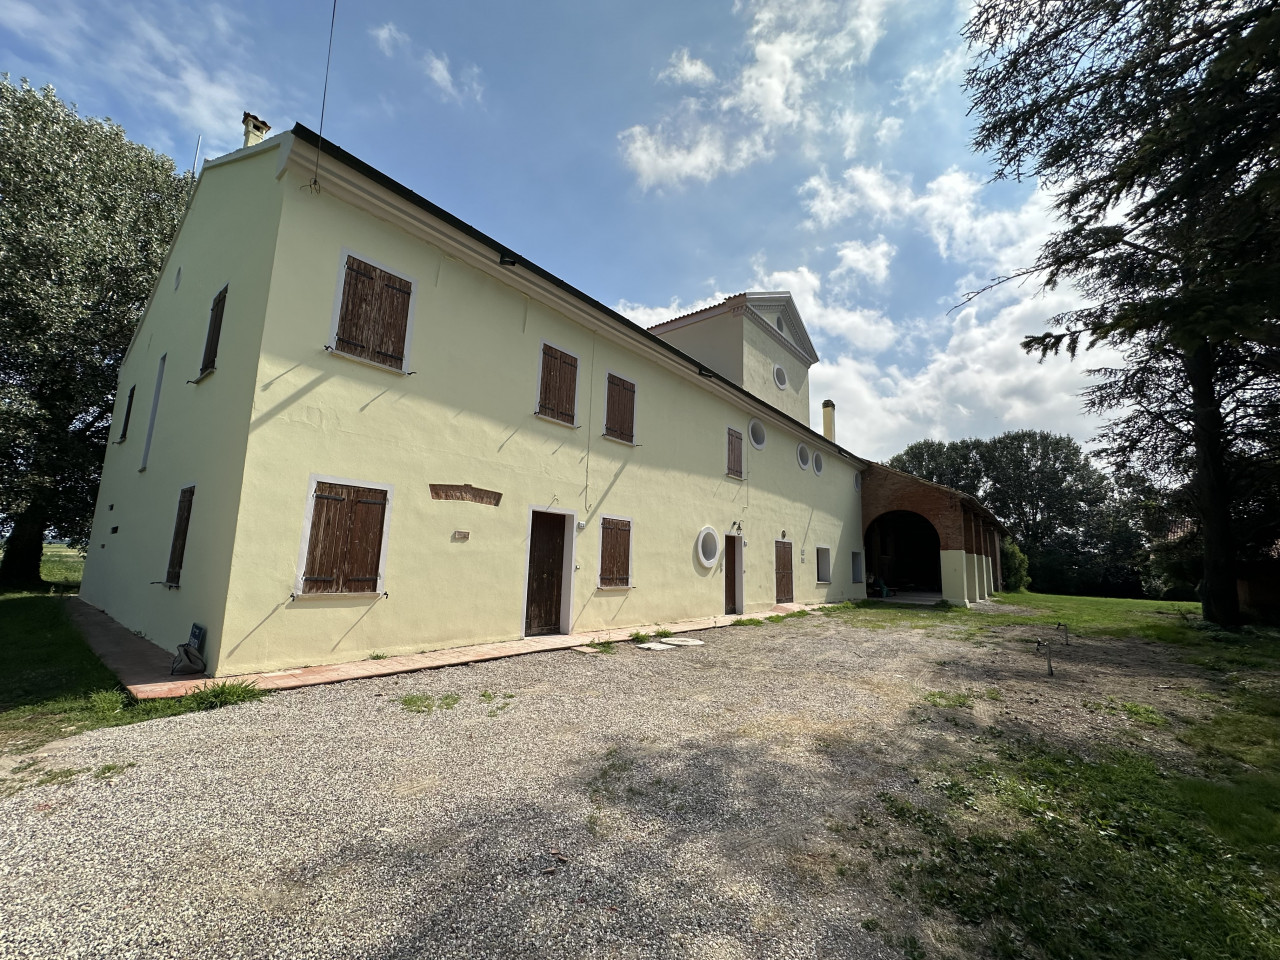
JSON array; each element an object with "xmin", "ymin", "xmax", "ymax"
[
  {"xmin": 0, "ymin": 78, "xmax": 190, "ymax": 588},
  {"xmin": 963, "ymin": 0, "xmax": 1279, "ymax": 626},
  {"xmin": 885, "ymin": 438, "xmax": 984, "ymax": 497}
]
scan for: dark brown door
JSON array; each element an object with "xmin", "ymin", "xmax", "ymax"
[
  {"xmin": 526, "ymin": 512, "xmax": 566, "ymax": 635},
  {"xmin": 724, "ymin": 535, "xmax": 740, "ymax": 614},
  {"xmin": 775, "ymin": 540, "xmax": 793, "ymax": 603}
]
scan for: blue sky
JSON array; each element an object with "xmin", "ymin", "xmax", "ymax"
[{"xmin": 1, "ymin": 0, "xmax": 1114, "ymax": 460}]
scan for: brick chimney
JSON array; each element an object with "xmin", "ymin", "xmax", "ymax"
[
  {"xmin": 822, "ymin": 399, "xmax": 836, "ymax": 441},
  {"xmin": 241, "ymin": 112, "xmax": 271, "ymax": 148}
]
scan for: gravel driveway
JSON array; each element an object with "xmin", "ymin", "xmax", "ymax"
[{"xmin": 0, "ymin": 608, "xmax": 1210, "ymax": 960}]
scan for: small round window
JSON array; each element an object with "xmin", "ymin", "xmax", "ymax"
[
  {"xmin": 748, "ymin": 418, "xmax": 767, "ymax": 450},
  {"xmin": 797, "ymin": 443, "xmax": 811, "ymax": 470},
  {"xmin": 813, "ymin": 451, "xmax": 824, "ymax": 476},
  {"xmin": 773, "ymin": 364, "xmax": 788, "ymax": 390},
  {"xmin": 696, "ymin": 526, "xmax": 720, "ymax": 568}
]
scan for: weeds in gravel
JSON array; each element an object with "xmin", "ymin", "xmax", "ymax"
[
  {"xmin": 653, "ymin": 628, "xmax": 673, "ymax": 638},
  {"xmin": 983, "ymin": 688, "xmax": 1003, "ymax": 701},
  {"xmin": 182, "ymin": 681, "xmax": 264, "ymax": 711},
  {"xmin": 399, "ymin": 694, "xmax": 436, "ymax": 714},
  {"xmin": 731, "ymin": 618, "xmax": 763, "ymax": 626},
  {"xmin": 924, "ymin": 690, "xmax": 973, "ymax": 709},
  {"xmin": 93, "ymin": 762, "xmax": 134, "ymax": 779},
  {"xmin": 587, "ymin": 640, "xmax": 616, "ymax": 654},
  {"xmin": 34, "ymin": 766, "xmax": 87, "ymax": 787},
  {"xmin": 1122, "ymin": 701, "xmax": 1168, "ymax": 726},
  {"xmin": 367, "ymin": 652, "xmax": 389, "ymax": 660},
  {"xmin": 765, "ymin": 610, "xmax": 810, "ymax": 623},
  {"xmin": 630, "ymin": 631, "xmax": 652, "ymax": 641}
]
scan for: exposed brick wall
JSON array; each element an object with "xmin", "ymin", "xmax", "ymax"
[{"xmin": 862, "ymin": 464, "xmax": 967, "ymax": 552}]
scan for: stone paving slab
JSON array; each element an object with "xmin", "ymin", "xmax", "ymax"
[{"xmin": 65, "ymin": 596, "xmax": 818, "ymax": 700}]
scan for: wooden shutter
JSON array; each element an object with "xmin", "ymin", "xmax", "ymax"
[
  {"xmin": 165, "ymin": 486, "xmax": 195, "ymax": 586},
  {"xmin": 604, "ymin": 374, "xmax": 636, "ymax": 442},
  {"xmin": 599, "ymin": 518, "xmax": 631, "ymax": 587},
  {"xmin": 200, "ymin": 287, "xmax": 227, "ymax": 374},
  {"xmin": 301, "ymin": 482, "xmax": 349, "ymax": 594},
  {"xmin": 341, "ymin": 487, "xmax": 387, "ymax": 593},
  {"xmin": 336, "ymin": 256, "xmax": 411, "ymax": 371},
  {"xmin": 118, "ymin": 385, "xmax": 136, "ymax": 441},
  {"xmin": 727, "ymin": 428, "xmax": 744, "ymax": 479},
  {"xmin": 538, "ymin": 344, "xmax": 577, "ymax": 425}
]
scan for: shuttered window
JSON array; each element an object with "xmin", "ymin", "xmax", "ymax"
[
  {"xmin": 604, "ymin": 373, "xmax": 636, "ymax": 443},
  {"xmin": 300, "ymin": 481, "xmax": 389, "ymax": 594},
  {"xmin": 727, "ymin": 427, "xmax": 744, "ymax": 479},
  {"xmin": 537, "ymin": 344, "xmax": 578, "ymax": 425},
  {"xmin": 200, "ymin": 286, "xmax": 227, "ymax": 375},
  {"xmin": 335, "ymin": 256, "xmax": 412, "ymax": 371},
  {"xmin": 165, "ymin": 486, "xmax": 195, "ymax": 586},
  {"xmin": 599, "ymin": 517, "xmax": 631, "ymax": 588},
  {"xmin": 117, "ymin": 385, "xmax": 136, "ymax": 441}
]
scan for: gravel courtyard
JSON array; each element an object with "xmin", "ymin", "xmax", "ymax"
[{"xmin": 1, "ymin": 605, "xmax": 1214, "ymax": 960}]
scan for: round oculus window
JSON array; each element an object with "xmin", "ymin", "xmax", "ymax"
[
  {"xmin": 813, "ymin": 451, "xmax": 824, "ymax": 475},
  {"xmin": 748, "ymin": 418, "xmax": 767, "ymax": 450},
  {"xmin": 773, "ymin": 364, "xmax": 788, "ymax": 390},
  {"xmin": 775, "ymin": 317, "xmax": 784, "ymax": 332},
  {"xmin": 797, "ymin": 443, "xmax": 811, "ymax": 470},
  {"xmin": 696, "ymin": 526, "xmax": 720, "ymax": 568}
]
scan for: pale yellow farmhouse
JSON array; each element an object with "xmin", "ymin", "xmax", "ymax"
[{"xmin": 80, "ymin": 119, "xmax": 1003, "ymax": 676}]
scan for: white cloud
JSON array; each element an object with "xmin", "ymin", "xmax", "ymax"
[
  {"xmin": 370, "ymin": 22, "xmax": 409, "ymax": 58},
  {"xmin": 898, "ymin": 44, "xmax": 967, "ymax": 110},
  {"xmin": 755, "ymin": 261, "xmax": 898, "ymax": 353},
  {"xmin": 831, "ymin": 236, "xmax": 896, "ymax": 287},
  {"xmin": 620, "ymin": 0, "xmax": 891, "ymax": 189},
  {"xmin": 619, "ymin": 121, "xmax": 768, "ymax": 191},
  {"xmin": 659, "ymin": 48, "xmax": 716, "ymax": 86},
  {"xmin": 0, "ymin": 0, "xmax": 274, "ymax": 155},
  {"xmin": 874, "ymin": 115, "xmax": 903, "ymax": 146},
  {"xmin": 423, "ymin": 51, "xmax": 483, "ymax": 104}
]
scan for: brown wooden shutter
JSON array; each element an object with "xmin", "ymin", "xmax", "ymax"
[
  {"xmin": 605, "ymin": 374, "xmax": 635, "ymax": 442},
  {"xmin": 538, "ymin": 344, "xmax": 577, "ymax": 425},
  {"xmin": 775, "ymin": 540, "xmax": 793, "ymax": 603},
  {"xmin": 165, "ymin": 486, "xmax": 195, "ymax": 586},
  {"xmin": 301, "ymin": 482, "xmax": 348, "ymax": 594},
  {"xmin": 341, "ymin": 487, "xmax": 387, "ymax": 593},
  {"xmin": 727, "ymin": 428, "xmax": 744, "ymax": 478},
  {"xmin": 118, "ymin": 385, "xmax": 136, "ymax": 440},
  {"xmin": 336, "ymin": 257, "xmax": 411, "ymax": 370},
  {"xmin": 200, "ymin": 287, "xmax": 227, "ymax": 374},
  {"xmin": 600, "ymin": 518, "xmax": 631, "ymax": 587}
]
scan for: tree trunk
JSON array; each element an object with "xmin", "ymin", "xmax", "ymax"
[
  {"xmin": 0, "ymin": 502, "xmax": 49, "ymax": 590},
  {"xmin": 1183, "ymin": 341, "xmax": 1241, "ymax": 628}
]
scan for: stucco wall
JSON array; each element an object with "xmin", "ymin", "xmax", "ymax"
[
  {"xmin": 741, "ymin": 317, "xmax": 810, "ymax": 423},
  {"xmin": 80, "ymin": 144, "xmax": 284, "ymax": 655},
  {"xmin": 208, "ymin": 161, "xmax": 865, "ymax": 675},
  {"xmin": 652, "ymin": 314, "xmax": 745, "ymax": 384}
]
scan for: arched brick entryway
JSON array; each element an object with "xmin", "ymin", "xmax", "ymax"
[
  {"xmin": 865, "ymin": 510, "xmax": 942, "ymax": 592},
  {"xmin": 860, "ymin": 463, "xmax": 1004, "ymax": 606}
]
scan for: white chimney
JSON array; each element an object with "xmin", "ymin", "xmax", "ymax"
[
  {"xmin": 822, "ymin": 399, "xmax": 836, "ymax": 441},
  {"xmin": 242, "ymin": 112, "xmax": 271, "ymax": 148}
]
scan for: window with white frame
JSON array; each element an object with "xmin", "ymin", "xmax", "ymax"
[{"xmin": 815, "ymin": 546, "xmax": 831, "ymax": 584}]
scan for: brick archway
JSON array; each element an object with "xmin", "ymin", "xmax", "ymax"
[
  {"xmin": 865, "ymin": 510, "xmax": 941, "ymax": 591},
  {"xmin": 860, "ymin": 463, "xmax": 1003, "ymax": 606}
]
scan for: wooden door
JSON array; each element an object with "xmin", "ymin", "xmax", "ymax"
[
  {"xmin": 775, "ymin": 540, "xmax": 793, "ymax": 603},
  {"xmin": 724, "ymin": 535, "xmax": 740, "ymax": 614},
  {"xmin": 526, "ymin": 512, "xmax": 566, "ymax": 635}
]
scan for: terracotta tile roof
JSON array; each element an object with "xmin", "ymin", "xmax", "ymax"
[{"xmin": 646, "ymin": 293, "xmax": 746, "ymax": 331}]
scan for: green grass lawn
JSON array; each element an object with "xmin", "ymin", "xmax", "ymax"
[
  {"xmin": 825, "ymin": 592, "xmax": 1280, "ymax": 959},
  {"xmin": 0, "ymin": 546, "xmax": 264, "ymax": 778}
]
